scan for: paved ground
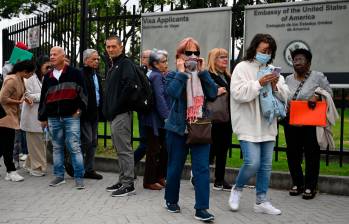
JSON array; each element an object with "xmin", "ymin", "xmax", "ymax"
[{"xmin": 1, "ymin": 161, "xmax": 349, "ymax": 224}]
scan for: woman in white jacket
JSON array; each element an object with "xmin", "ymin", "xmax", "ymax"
[
  {"xmin": 21, "ymin": 56, "xmax": 51, "ymax": 176},
  {"xmin": 229, "ymin": 34, "xmax": 289, "ymax": 215}
]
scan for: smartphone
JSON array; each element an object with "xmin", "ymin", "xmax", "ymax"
[{"xmin": 272, "ymin": 67, "xmax": 282, "ymax": 75}]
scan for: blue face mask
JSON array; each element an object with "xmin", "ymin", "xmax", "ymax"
[{"xmin": 255, "ymin": 52, "xmax": 271, "ymax": 64}]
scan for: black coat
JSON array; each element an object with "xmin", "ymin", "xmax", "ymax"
[
  {"xmin": 103, "ymin": 54, "xmax": 139, "ymax": 120},
  {"xmin": 81, "ymin": 66, "xmax": 104, "ymax": 122}
]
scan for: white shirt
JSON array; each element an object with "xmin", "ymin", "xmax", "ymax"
[
  {"xmin": 230, "ymin": 60, "xmax": 290, "ymax": 142},
  {"xmin": 53, "ymin": 69, "xmax": 63, "ymax": 80}
]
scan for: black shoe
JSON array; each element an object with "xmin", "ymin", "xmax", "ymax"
[
  {"xmin": 84, "ymin": 171, "xmax": 103, "ymax": 180},
  {"xmin": 194, "ymin": 209, "xmax": 215, "ymax": 222},
  {"xmin": 111, "ymin": 184, "xmax": 136, "ymax": 197},
  {"xmin": 289, "ymin": 186, "xmax": 304, "ymax": 196},
  {"xmin": 302, "ymin": 189, "xmax": 316, "ymax": 200},
  {"xmin": 165, "ymin": 202, "xmax": 180, "ymax": 213},
  {"xmin": 106, "ymin": 182, "xmax": 122, "ymax": 192},
  {"xmin": 213, "ymin": 181, "xmax": 232, "ymax": 191}
]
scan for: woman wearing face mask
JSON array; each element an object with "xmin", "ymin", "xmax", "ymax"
[
  {"xmin": 228, "ymin": 34, "xmax": 289, "ymax": 215},
  {"xmin": 284, "ymin": 49, "xmax": 332, "ymax": 199},
  {"xmin": 21, "ymin": 55, "xmax": 51, "ymax": 177},
  {"xmin": 164, "ymin": 37, "xmax": 218, "ymax": 222}
]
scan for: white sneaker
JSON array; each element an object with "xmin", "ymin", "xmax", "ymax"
[
  {"xmin": 30, "ymin": 170, "xmax": 46, "ymax": 177},
  {"xmin": 22, "ymin": 164, "xmax": 31, "ymax": 173},
  {"xmin": 254, "ymin": 202, "xmax": 281, "ymax": 215},
  {"xmin": 5, "ymin": 171, "xmax": 24, "ymax": 182},
  {"xmin": 229, "ymin": 188, "xmax": 242, "ymax": 211},
  {"xmin": 19, "ymin": 154, "xmax": 28, "ymax": 161}
]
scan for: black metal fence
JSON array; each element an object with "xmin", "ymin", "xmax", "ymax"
[{"xmin": 2, "ymin": 1, "xmax": 348, "ymax": 167}]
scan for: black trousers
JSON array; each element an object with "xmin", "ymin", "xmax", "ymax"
[
  {"xmin": 143, "ymin": 127, "xmax": 167, "ymax": 184},
  {"xmin": 209, "ymin": 121, "xmax": 232, "ymax": 183},
  {"xmin": 0, "ymin": 127, "xmax": 16, "ymax": 172},
  {"xmin": 284, "ymin": 123, "xmax": 320, "ymax": 190},
  {"xmin": 80, "ymin": 119, "xmax": 98, "ymax": 173}
]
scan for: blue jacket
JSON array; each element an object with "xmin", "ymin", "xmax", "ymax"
[
  {"xmin": 164, "ymin": 70, "xmax": 218, "ymax": 136},
  {"xmin": 140, "ymin": 68, "xmax": 170, "ymax": 136}
]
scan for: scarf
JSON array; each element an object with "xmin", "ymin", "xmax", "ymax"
[{"xmin": 186, "ymin": 70, "xmax": 204, "ymax": 123}]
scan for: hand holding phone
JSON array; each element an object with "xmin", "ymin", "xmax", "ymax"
[{"xmin": 272, "ymin": 67, "xmax": 282, "ymax": 76}]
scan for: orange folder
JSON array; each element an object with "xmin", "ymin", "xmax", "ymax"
[{"xmin": 289, "ymin": 100, "xmax": 327, "ymax": 127}]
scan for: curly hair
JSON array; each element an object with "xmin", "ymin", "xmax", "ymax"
[
  {"xmin": 290, "ymin": 48, "xmax": 312, "ymax": 64},
  {"xmin": 244, "ymin": 33, "xmax": 277, "ymax": 64},
  {"xmin": 10, "ymin": 60, "xmax": 35, "ymax": 75}
]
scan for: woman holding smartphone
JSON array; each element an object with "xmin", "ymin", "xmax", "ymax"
[
  {"xmin": 0, "ymin": 60, "xmax": 35, "ymax": 181},
  {"xmin": 164, "ymin": 37, "xmax": 219, "ymax": 222}
]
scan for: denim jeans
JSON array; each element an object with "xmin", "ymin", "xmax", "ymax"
[
  {"xmin": 235, "ymin": 140, "xmax": 274, "ymax": 204},
  {"xmin": 48, "ymin": 116, "xmax": 84, "ymax": 178},
  {"xmin": 165, "ymin": 131, "xmax": 210, "ymax": 210}
]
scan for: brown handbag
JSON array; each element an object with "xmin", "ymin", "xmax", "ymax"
[
  {"xmin": 186, "ymin": 118, "xmax": 212, "ymax": 144},
  {"xmin": 206, "ymin": 93, "xmax": 229, "ymax": 123}
]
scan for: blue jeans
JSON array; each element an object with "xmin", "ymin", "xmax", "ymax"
[
  {"xmin": 48, "ymin": 117, "xmax": 84, "ymax": 178},
  {"xmin": 235, "ymin": 140, "xmax": 274, "ymax": 204},
  {"xmin": 165, "ymin": 131, "xmax": 210, "ymax": 210}
]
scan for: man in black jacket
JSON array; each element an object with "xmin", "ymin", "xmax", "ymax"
[
  {"xmin": 81, "ymin": 49, "xmax": 104, "ymax": 180},
  {"xmin": 103, "ymin": 35, "xmax": 137, "ymax": 197}
]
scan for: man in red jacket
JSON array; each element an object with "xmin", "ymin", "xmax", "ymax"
[{"xmin": 39, "ymin": 46, "xmax": 87, "ymax": 190}]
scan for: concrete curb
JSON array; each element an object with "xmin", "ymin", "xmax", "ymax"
[{"xmin": 94, "ymin": 156, "xmax": 349, "ymax": 196}]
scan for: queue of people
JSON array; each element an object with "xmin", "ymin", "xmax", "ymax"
[{"xmin": 0, "ymin": 33, "xmax": 336, "ymax": 223}]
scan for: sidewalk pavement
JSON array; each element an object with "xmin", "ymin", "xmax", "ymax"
[{"xmin": 1, "ymin": 161, "xmax": 349, "ymax": 224}]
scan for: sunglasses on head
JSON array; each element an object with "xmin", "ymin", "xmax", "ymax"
[{"xmin": 184, "ymin": 51, "xmax": 200, "ymax": 57}]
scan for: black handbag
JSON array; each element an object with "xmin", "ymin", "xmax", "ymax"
[
  {"xmin": 206, "ymin": 93, "xmax": 229, "ymax": 123},
  {"xmin": 186, "ymin": 118, "xmax": 212, "ymax": 144}
]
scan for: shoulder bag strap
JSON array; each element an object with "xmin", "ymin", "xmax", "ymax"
[{"xmin": 292, "ymin": 72, "xmax": 310, "ymax": 100}]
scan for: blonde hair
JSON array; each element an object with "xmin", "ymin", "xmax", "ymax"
[{"xmin": 207, "ymin": 48, "xmax": 230, "ymax": 76}]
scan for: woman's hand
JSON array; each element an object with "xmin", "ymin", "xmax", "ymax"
[
  {"xmin": 197, "ymin": 58, "xmax": 205, "ymax": 72},
  {"xmin": 308, "ymin": 95, "xmax": 318, "ymax": 109},
  {"xmin": 24, "ymin": 96, "xmax": 33, "ymax": 105},
  {"xmin": 176, "ymin": 58, "xmax": 185, "ymax": 73},
  {"xmin": 271, "ymin": 75, "xmax": 279, "ymax": 91},
  {"xmin": 217, "ymin": 87, "xmax": 227, "ymax": 96},
  {"xmin": 259, "ymin": 73, "xmax": 279, "ymax": 86}
]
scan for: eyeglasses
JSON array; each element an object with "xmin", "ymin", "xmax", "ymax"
[
  {"xmin": 292, "ymin": 56, "xmax": 307, "ymax": 64},
  {"xmin": 184, "ymin": 51, "xmax": 200, "ymax": 57}
]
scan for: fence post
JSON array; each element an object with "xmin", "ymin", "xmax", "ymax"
[
  {"xmin": 80, "ymin": 0, "xmax": 89, "ymax": 66},
  {"xmin": 2, "ymin": 29, "xmax": 9, "ymax": 65}
]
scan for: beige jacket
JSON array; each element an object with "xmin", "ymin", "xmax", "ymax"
[
  {"xmin": 315, "ymin": 87, "xmax": 339, "ymax": 150},
  {"xmin": 20, "ymin": 74, "xmax": 43, "ymax": 133},
  {"xmin": 0, "ymin": 74, "xmax": 25, "ymax": 130}
]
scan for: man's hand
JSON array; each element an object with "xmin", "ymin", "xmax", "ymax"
[
  {"xmin": 72, "ymin": 109, "xmax": 81, "ymax": 118},
  {"xmin": 41, "ymin": 121, "xmax": 48, "ymax": 129}
]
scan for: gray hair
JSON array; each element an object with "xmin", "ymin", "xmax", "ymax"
[
  {"xmin": 149, "ymin": 49, "xmax": 168, "ymax": 67},
  {"xmin": 83, "ymin": 49, "xmax": 98, "ymax": 63}
]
